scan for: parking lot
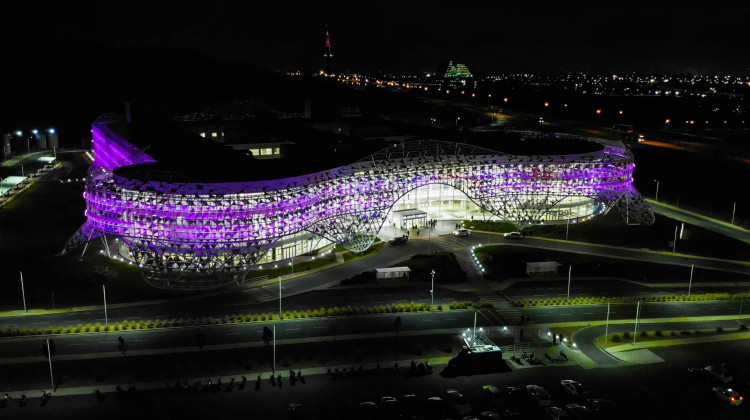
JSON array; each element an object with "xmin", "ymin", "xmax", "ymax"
[{"xmin": 3, "ymin": 339, "xmax": 749, "ymax": 419}]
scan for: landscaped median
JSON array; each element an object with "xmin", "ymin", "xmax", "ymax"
[
  {"xmin": 0, "ymin": 300, "xmax": 493, "ymax": 338},
  {"xmin": 515, "ymin": 292, "xmax": 750, "ymax": 307},
  {"xmin": 598, "ymin": 324, "xmax": 749, "ymax": 350}
]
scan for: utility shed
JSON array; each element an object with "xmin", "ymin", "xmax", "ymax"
[
  {"xmin": 376, "ymin": 267, "xmax": 411, "ymax": 279},
  {"xmin": 525, "ymin": 261, "xmax": 561, "ymax": 276}
]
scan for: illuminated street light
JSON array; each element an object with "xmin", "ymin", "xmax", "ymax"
[
  {"xmin": 48, "ymin": 128, "xmax": 56, "ymax": 134},
  {"xmin": 596, "ymin": 109, "xmax": 602, "ymax": 115},
  {"xmin": 32, "ymin": 129, "xmax": 39, "ymax": 135},
  {"xmin": 544, "ymin": 102, "xmax": 549, "ymax": 107},
  {"xmin": 619, "ymin": 110, "xmax": 624, "ymax": 115},
  {"xmin": 15, "ymin": 130, "xmax": 22, "ymax": 136}
]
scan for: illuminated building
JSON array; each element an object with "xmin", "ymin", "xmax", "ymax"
[{"xmin": 65, "ymin": 116, "xmax": 653, "ymax": 289}]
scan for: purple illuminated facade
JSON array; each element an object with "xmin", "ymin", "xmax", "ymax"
[{"xmin": 66, "ymin": 117, "xmax": 653, "ymax": 289}]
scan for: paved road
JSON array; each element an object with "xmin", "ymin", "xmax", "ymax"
[
  {"xmin": 649, "ymin": 200, "xmax": 750, "ymax": 245},
  {"xmin": 504, "ymin": 279, "xmax": 750, "ymax": 302},
  {"xmin": 573, "ymin": 319, "xmax": 746, "ymax": 366},
  {"xmin": 0, "ymin": 311, "xmax": 481, "ymax": 362}
]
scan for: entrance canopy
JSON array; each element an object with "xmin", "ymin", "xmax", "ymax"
[
  {"xmin": 376, "ymin": 267, "xmax": 411, "ymax": 279},
  {"xmin": 392, "ymin": 208, "xmax": 427, "ymax": 226}
]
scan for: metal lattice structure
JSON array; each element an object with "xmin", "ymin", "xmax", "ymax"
[{"xmin": 66, "ymin": 117, "xmax": 653, "ymax": 289}]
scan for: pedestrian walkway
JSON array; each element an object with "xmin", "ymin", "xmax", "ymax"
[
  {"xmin": 1, "ymin": 356, "xmax": 455, "ymax": 399},
  {"xmin": 474, "ymin": 289, "xmax": 523, "ymax": 325},
  {"xmin": 242, "ymin": 286, "xmax": 277, "ymax": 303}
]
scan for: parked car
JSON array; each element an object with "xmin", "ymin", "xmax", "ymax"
[
  {"xmin": 400, "ymin": 394, "xmax": 420, "ymax": 420},
  {"xmin": 564, "ymin": 403, "xmax": 593, "ymax": 419},
  {"xmin": 426, "ymin": 396, "xmax": 446, "ymax": 419},
  {"xmin": 390, "ymin": 235, "xmax": 408, "ymax": 245},
  {"xmin": 379, "ymin": 396, "xmax": 398, "ymax": 418},
  {"xmin": 445, "ymin": 389, "xmax": 472, "ymax": 417},
  {"xmin": 503, "ymin": 232, "xmax": 522, "ymax": 239},
  {"xmin": 526, "ymin": 385, "xmax": 552, "ymax": 407},
  {"xmin": 453, "ymin": 228, "xmax": 470, "ymax": 236},
  {"xmin": 545, "ymin": 406, "xmax": 570, "ymax": 420},
  {"xmin": 705, "ymin": 365, "xmax": 733, "ymax": 383},
  {"xmin": 713, "ymin": 387, "xmax": 743, "ymax": 406},
  {"xmin": 560, "ymin": 380, "xmax": 587, "ymax": 396},
  {"xmin": 288, "ymin": 402, "xmax": 305, "ymax": 419}
]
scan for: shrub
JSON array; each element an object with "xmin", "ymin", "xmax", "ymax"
[
  {"xmin": 681, "ymin": 330, "xmax": 692, "ymax": 336},
  {"xmin": 436, "ymin": 305, "xmax": 443, "ymax": 311},
  {"xmin": 622, "ymin": 332, "xmax": 631, "ymax": 339},
  {"xmin": 716, "ymin": 326, "xmax": 724, "ymax": 333},
  {"xmin": 639, "ymin": 331, "xmax": 648, "ymax": 337},
  {"xmin": 740, "ymin": 323, "xmax": 748, "ymax": 331},
  {"xmin": 654, "ymin": 330, "xmax": 663, "ymax": 337},
  {"xmin": 611, "ymin": 334, "xmax": 622, "ymax": 342}
]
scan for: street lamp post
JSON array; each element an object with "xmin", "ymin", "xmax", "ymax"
[
  {"xmin": 103, "ymin": 285, "xmax": 108, "ymax": 325},
  {"xmin": 567, "ymin": 265, "xmax": 572, "ymax": 300},
  {"xmin": 633, "ymin": 301, "xmax": 641, "ymax": 344},
  {"xmin": 20, "ymin": 271, "xmax": 27, "ymax": 313},
  {"xmin": 604, "ymin": 303, "xmax": 611, "ymax": 345},
  {"xmin": 566, "ymin": 217, "xmax": 570, "ymax": 241},
  {"xmin": 430, "ymin": 269, "xmax": 435, "ymax": 307},
  {"xmin": 672, "ymin": 225, "xmax": 678, "ymax": 253},
  {"xmin": 46, "ymin": 338, "xmax": 54, "ymax": 389},
  {"xmin": 732, "ymin": 202, "xmax": 736, "ymax": 225},
  {"xmin": 273, "ymin": 324, "xmax": 276, "ymax": 373},
  {"xmin": 739, "ymin": 297, "xmax": 744, "ymax": 328},
  {"xmin": 473, "ymin": 311, "xmax": 477, "ymax": 338},
  {"xmin": 688, "ymin": 264, "xmax": 694, "ymax": 296}
]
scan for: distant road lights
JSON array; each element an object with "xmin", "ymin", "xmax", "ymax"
[
  {"xmin": 488, "ymin": 94, "xmax": 492, "ymax": 98},
  {"xmin": 15, "ymin": 130, "xmax": 22, "ymax": 136},
  {"xmin": 544, "ymin": 102, "xmax": 549, "ymax": 107},
  {"xmin": 471, "ymin": 93, "xmax": 476, "ymax": 98},
  {"xmin": 595, "ymin": 109, "xmax": 602, "ymax": 115},
  {"xmin": 461, "ymin": 90, "xmax": 465, "ymax": 95},
  {"xmin": 503, "ymin": 97, "xmax": 508, "ymax": 102},
  {"xmin": 564, "ymin": 104, "xmax": 568, "ymax": 107},
  {"xmin": 445, "ymin": 89, "xmax": 450, "ymax": 94},
  {"xmin": 48, "ymin": 128, "xmax": 56, "ymax": 134},
  {"xmin": 32, "ymin": 129, "xmax": 39, "ymax": 135},
  {"xmin": 619, "ymin": 110, "xmax": 624, "ymax": 115}
]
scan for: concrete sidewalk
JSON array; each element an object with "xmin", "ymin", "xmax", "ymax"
[{"xmin": 3, "ymin": 356, "xmax": 454, "ymax": 399}]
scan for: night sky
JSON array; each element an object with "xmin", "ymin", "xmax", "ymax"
[{"xmin": 3, "ymin": 1, "xmax": 750, "ymax": 75}]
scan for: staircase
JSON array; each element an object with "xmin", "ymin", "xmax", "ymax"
[{"xmin": 475, "ymin": 289, "xmax": 524, "ymax": 325}]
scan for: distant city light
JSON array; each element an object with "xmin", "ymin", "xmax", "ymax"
[
  {"xmin": 15, "ymin": 130, "xmax": 22, "ymax": 136},
  {"xmin": 619, "ymin": 110, "xmax": 624, "ymax": 115},
  {"xmin": 544, "ymin": 102, "xmax": 549, "ymax": 107},
  {"xmin": 596, "ymin": 109, "xmax": 602, "ymax": 114},
  {"xmin": 32, "ymin": 129, "xmax": 39, "ymax": 135},
  {"xmin": 503, "ymin": 98, "xmax": 508, "ymax": 102},
  {"xmin": 48, "ymin": 128, "xmax": 56, "ymax": 134}
]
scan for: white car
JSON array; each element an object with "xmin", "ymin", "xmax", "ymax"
[
  {"xmin": 445, "ymin": 389, "xmax": 472, "ymax": 417},
  {"xmin": 705, "ymin": 365, "xmax": 733, "ymax": 383},
  {"xmin": 526, "ymin": 385, "xmax": 552, "ymax": 406},
  {"xmin": 545, "ymin": 406, "xmax": 570, "ymax": 420},
  {"xmin": 713, "ymin": 387, "xmax": 743, "ymax": 406},
  {"xmin": 453, "ymin": 229, "xmax": 470, "ymax": 236},
  {"xmin": 503, "ymin": 231, "xmax": 522, "ymax": 239},
  {"xmin": 561, "ymin": 380, "xmax": 586, "ymax": 396},
  {"xmin": 565, "ymin": 403, "xmax": 592, "ymax": 419}
]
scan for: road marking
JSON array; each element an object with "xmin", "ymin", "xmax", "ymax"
[
  {"xmin": 559, "ymin": 314, "xmax": 572, "ymax": 316},
  {"xmin": 284, "ymin": 328, "xmax": 301, "ymax": 331},
  {"xmin": 69, "ymin": 343, "xmax": 86, "ymax": 346},
  {"xmin": 582, "ymin": 312, "xmax": 595, "ymax": 315}
]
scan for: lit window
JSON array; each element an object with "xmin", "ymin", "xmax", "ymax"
[
  {"xmin": 273, "ymin": 147, "xmax": 280, "ymax": 155},
  {"xmin": 249, "ymin": 148, "xmax": 259, "ymax": 156},
  {"xmin": 211, "ymin": 132, "xmax": 218, "ymax": 138},
  {"xmin": 199, "ymin": 132, "xmax": 206, "ymax": 138},
  {"xmin": 262, "ymin": 148, "xmax": 273, "ymax": 155}
]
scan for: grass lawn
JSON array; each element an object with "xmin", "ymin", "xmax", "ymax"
[
  {"xmin": 597, "ymin": 325, "xmax": 748, "ymax": 349},
  {"xmin": 390, "ymin": 251, "xmax": 467, "ymax": 284},
  {"xmin": 245, "ymin": 254, "xmax": 337, "ymax": 280},
  {"xmin": 474, "ymin": 245, "xmax": 750, "ymax": 284},
  {"xmin": 341, "ymin": 251, "xmax": 467, "ymax": 286}
]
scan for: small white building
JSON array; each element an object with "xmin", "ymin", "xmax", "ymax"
[
  {"xmin": 525, "ymin": 261, "xmax": 561, "ymax": 276},
  {"xmin": 375, "ymin": 267, "xmax": 411, "ymax": 279}
]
